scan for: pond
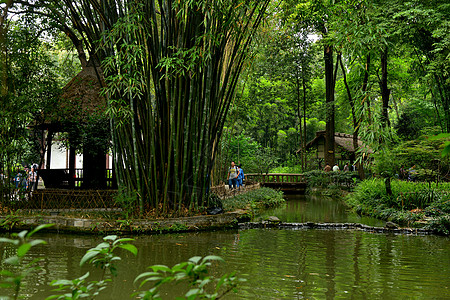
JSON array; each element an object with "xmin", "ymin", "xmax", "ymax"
[{"xmin": 1, "ymin": 195, "xmax": 449, "ymax": 299}]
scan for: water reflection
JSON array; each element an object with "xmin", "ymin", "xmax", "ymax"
[
  {"xmin": 0, "ymin": 195, "xmax": 448, "ymax": 299},
  {"xmin": 259, "ymin": 194, "xmax": 385, "ymax": 226},
  {"xmin": 226, "ymin": 230, "xmax": 449, "ymax": 299}
]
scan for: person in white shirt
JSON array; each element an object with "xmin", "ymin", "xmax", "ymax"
[{"xmin": 332, "ymin": 164, "xmax": 340, "ymax": 172}]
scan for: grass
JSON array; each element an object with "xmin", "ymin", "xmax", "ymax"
[
  {"xmin": 345, "ymin": 178, "xmax": 450, "ymax": 234},
  {"xmin": 270, "ymin": 166, "xmax": 303, "ymax": 173}
]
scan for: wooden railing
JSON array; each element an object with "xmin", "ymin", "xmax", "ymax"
[
  {"xmin": 25, "ymin": 189, "xmax": 118, "ymax": 210},
  {"xmin": 245, "ymin": 173, "xmax": 305, "ymax": 184},
  {"xmin": 38, "ymin": 169, "xmax": 114, "ymax": 189}
]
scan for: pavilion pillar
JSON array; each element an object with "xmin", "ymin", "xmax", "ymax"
[
  {"xmin": 45, "ymin": 130, "xmax": 53, "ymax": 170},
  {"xmin": 68, "ymin": 145, "xmax": 76, "ymax": 189}
]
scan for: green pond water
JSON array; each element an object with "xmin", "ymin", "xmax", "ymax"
[{"xmin": 1, "ymin": 195, "xmax": 449, "ymax": 299}]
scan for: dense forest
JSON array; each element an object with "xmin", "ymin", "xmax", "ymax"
[{"xmin": 1, "ymin": 0, "xmax": 449, "ymax": 214}]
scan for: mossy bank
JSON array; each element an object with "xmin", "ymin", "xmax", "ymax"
[{"xmin": 0, "ymin": 188, "xmax": 285, "ymax": 234}]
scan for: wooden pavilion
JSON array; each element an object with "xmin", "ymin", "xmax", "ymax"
[{"xmin": 34, "ymin": 60, "xmax": 115, "ymax": 190}]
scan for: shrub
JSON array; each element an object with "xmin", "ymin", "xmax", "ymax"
[
  {"xmin": 425, "ymin": 216, "xmax": 450, "ymax": 235},
  {"xmin": 222, "ymin": 188, "xmax": 285, "ymax": 211},
  {"xmin": 346, "ymin": 178, "xmax": 450, "ymax": 230},
  {"xmin": 303, "ymin": 170, "xmax": 359, "ymax": 193}
]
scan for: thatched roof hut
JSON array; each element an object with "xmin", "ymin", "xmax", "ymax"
[
  {"xmin": 58, "ymin": 64, "xmax": 107, "ymax": 123},
  {"xmin": 33, "ymin": 62, "xmax": 111, "ymax": 189},
  {"xmin": 30, "ymin": 63, "xmax": 107, "ymax": 131},
  {"xmin": 300, "ymin": 130, "xmax": 372, "ymax": 161}
]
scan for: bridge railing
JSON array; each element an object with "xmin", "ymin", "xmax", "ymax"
[{"xmin": 245, "ymin": 173, "xmax": 305, "ymax": 184}]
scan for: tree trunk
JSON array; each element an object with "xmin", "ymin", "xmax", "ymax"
[
  {"xmin": 363, "ymin": 54, "xmax": 371, "ymax": 125},
  {"xmin": 338, "ymin": 54, "xmax": 365, "ymax": 179},
  {"xmin": 380, "ymin": 46, "xmax": 390, "ymax": 128},
  {"xmin": 324, "ymin": 44, "xmax": 335, "ymax": 166},
  {"xmin": 0, "ymin": 0, "xmax": 14, "ymax": 96},
  {"xmin": 385, "ymin": 177, "xmax": 392, "ymax": 196},
  {"xmin": 296, "ymin": 69, "xmax": 304, "ymax": 170},
  {"xmin": 302, "ymin": 71, "xmax": 308, "ymax": 170}
]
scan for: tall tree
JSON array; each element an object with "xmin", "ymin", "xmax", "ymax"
[
  {"xmin": 391, "ymin": 0, "xmax": 450, "ymax": 133},
  {"xmin": 25, "ymin": 0, "xmax": 271, "ymax": 215},
  {"xmin": 282, "ymin": 0, "xmax": 338, "ymax": 166}
]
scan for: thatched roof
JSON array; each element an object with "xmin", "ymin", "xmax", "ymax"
[
  {"xmin": 301, "ymin": 131, "xmax": 372, "ymax": 154},
  {"xmin": 30, "ymin": 63, "xmax": 107, "ymax": 131},
  {"xmin": 59, "ymin": 64, "xmax": 107, "ymax": 122}
]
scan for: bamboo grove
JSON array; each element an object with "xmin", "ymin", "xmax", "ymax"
[{"xmin": 39, "ymin": 0, "xmax": 270, "ymax": 215}]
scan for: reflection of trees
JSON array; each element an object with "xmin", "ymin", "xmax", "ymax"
[
  {"xmin": 324, "ymin": 231, "xmax": 336, "ymax": 299},
  {"xmin": 2, "ymin": 230, "xmax": 448, "ymax": 298},
  {"xmin": 352, "ymin": 232, "xmax": 363, "ymax": 297}
]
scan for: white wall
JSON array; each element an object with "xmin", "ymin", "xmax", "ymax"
[{"xmin": 48, "ymin": 141, "xmax": 83, "ymax": 169}]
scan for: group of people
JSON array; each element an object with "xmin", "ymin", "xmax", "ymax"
[
  {"xmin": 227, "ymin": 161, "xmax": 245, "ymax": 190},
  {"xmin": 323, "ymin": 162, "xmax": 356, "ymax": 172},
  {"xmin": 11, "ymin": 164, "xmax": 39, "ymax": 192}
]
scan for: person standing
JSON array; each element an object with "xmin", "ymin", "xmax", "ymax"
[
  {"xmin": 22, "ymin": 166, "xmax": 29, "ymax": 190},
  {"xmin": 323, "ymin": 163, "xmax": 332, "ymax": 172},
  {"xmin": 332, "ymin": 163, "xmax": 340, "ymax": 172},
  {"xmin": 227, "ymin": 161, "xmax": 239, "ymax": 190},
  {"xmin": 237, "ymin": 165, "xmax": 245, "ymax": 190},
  {"xmin": 343, "ymin": 163, "xmax": 349, "ymax": 172},
  {"xmin": 29, "ymin": 165, "xmax": 37, "ymax": 191}
]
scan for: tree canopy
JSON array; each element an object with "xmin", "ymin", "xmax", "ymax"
[{"xmin": 1, "ymin": 0, "xmax": 449, "ymax": 214}]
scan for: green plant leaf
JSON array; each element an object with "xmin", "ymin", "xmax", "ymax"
[
  {"xmin": 133, "ymin": 271, "xmax": 160, "ymax": 284},
  {"xmin": 27, "ymin": 224, "xmax": 54, "ymax": 238},
  {"xmin": 113, "ymin": 238, "xmax": 134, "ymax": 245},
  {"xmin": 117, "ymin": 244, "xmax": 138, "ymax": 256},
  {"xmin": 80, "ymin": 251, "xmax": 99, "ymax": 267},
  {"xmin": 202, "ymin": 255, "xmax": 224, "ymax": 263},
  {"xmin": 188, "ymin": 256, "xmax": 202, "ymax": 264},
  {"xmin": 4, "ymin": 256, "xmax": 20, "ymax": 265},
  {"xmin": 29, "ymin": 239, "xmax": 47, "ymax": 247},
  {"xmin": 103, "ymin": 235, "xmax": 118, "ymax": 241},
  {"xmin": 17, "ymin": 243, "xmax": 32, "ymax": 258},
  {"xmin": 150, "ymin": 265, "xmax": 172, "ymax": 272},
  {"xmin": 0, "ymin": 237, "xmax": 18, "ymax": 245}
]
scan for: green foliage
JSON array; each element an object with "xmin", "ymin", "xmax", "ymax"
[
  {"xmin": 114, "ymin": 188, "xmax": 138, "ymax": 219},
  {"xmin": 0, "ymin": 224, "xmax": 53, "ymax": 299},
  {"xmin": 425, "ymin": 216, "xmax": 450, "ymax": 235},
  {"xmin": 48, "ymin": 235, "xmax": 137, "ymax": 299},
  {"xmin": 391, "ymin": 136, "xmax": 449, "ymax": 179},
  {"xmin": 98, "ymin": 0, "xmax": 272, "ymax": 215},
  {"xmin": 46, "ymin": 272, "xmax": 108, "ymax": 300},
  {"xmin": 79, "ymin": 235, "xmax": 137, "ymax": 276},
  {"xmin": 346, "ymin": 179, "xmax": 450, "ymax": 231},
  {"xmin": 0, "ymin": 226, "xmax": 242, "ymax": 299},
  {"xmin": 0, "ymin": 19, "xmax": 66, "ymax": 204},
  {"xmin": 222, "ymin": 188, "xmax": 285, "ymax": 212},
  {"xmin": 134, "ymin": 256, "xmax": 243, "ymax": 300},
  {"xmin": 395, "ymin": 110, "xmax": 430, "ymax": 140},
  {"xmin": 303, "ymin": 170, "xmax": 358, "ymax": 193},
  {"xmin": 248, "ymin": 147, "xmax": 280, "ymax": 175},
  {"xmin": 0, "ymin": 215, "xmax": 22, "ymax": 231},
  {"xmin": 371, "ymin": 149, "xmax": 399, "ymax": 195}
]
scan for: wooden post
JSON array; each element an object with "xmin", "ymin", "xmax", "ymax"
[
  {"xmin": 69, "ymin": 145, "xmax": 76, "ymax": 189},
  {"xmin": 46, "ymin": 130, "xmax": 53, "ymax": 170}
]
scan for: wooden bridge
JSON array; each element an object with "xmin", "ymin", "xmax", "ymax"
[{"xmin": 245, "ymin": 173, "xmax": 306, "ymax": 193}]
